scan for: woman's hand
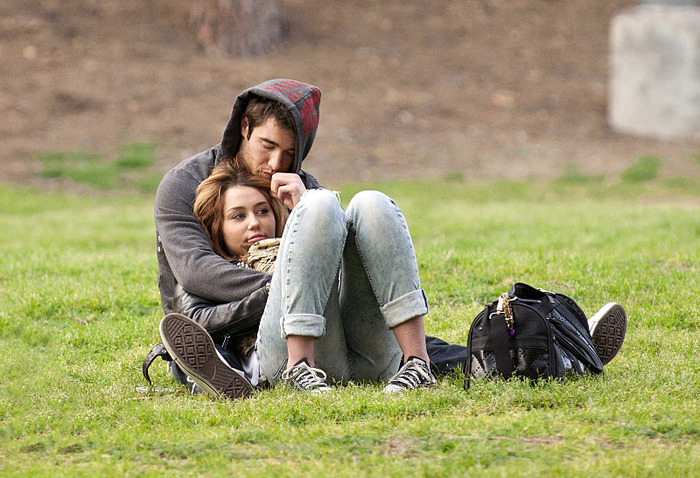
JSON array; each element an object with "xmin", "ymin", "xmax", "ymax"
[{"xmin": 270, "ymin": 172, "xmax": 307, "ymax": 210}]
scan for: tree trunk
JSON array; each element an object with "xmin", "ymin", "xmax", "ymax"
[{"xmin": 190, "ymin": 0, "xmax": 285, "ymax": 57}]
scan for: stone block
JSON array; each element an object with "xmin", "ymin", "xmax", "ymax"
[
  {"xmin": 609, "ymin": 6, "xmax": 700, "ymax": 139},
  {"xmin": 639, "ymin": 1, "xmax": 698, "ymax": 5}
]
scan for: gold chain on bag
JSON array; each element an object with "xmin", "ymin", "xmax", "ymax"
[{"xmin": 490, "ymin": 292, "xmax": 516, "ymax": 337}]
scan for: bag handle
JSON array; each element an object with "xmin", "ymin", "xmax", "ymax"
[
  {"xmin": 142, "ymin": 342, "xmax": 172, "ymax": 387},
  {"xmin": 490, "ymin": 312, "xmax": 515, "ymax": 379},
  {"xmin": 489, "ymin": 293, "xmax": 515, "ymax": 379}
]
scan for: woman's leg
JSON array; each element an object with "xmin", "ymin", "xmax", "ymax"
[
  {"xmin": 340, "ymin": 190, "xmax": 430, "ymax": 382},
  {"xmin": 256, "ymin": 190, "xmax": 351, "ymax": 384}
]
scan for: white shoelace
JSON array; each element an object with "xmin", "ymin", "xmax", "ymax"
[
  {"xmin": 282, "ymin": 361, "xmax": 331, "ymax": 392},
  {"xmin": 386, "ymin": 358, "xmax": 435, "ymax": 391}
]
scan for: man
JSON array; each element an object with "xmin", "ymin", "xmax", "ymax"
[
  {"xmin": 151, "ymin": 80, "xmax": 327, "ymax": 397},
  {"xmin": 155, "ymin": 79, "xmax": 322, "ymax": 321}
]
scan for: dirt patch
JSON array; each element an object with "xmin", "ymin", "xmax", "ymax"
[{"xmin": 2, "ymin": 0, "xmax": 698, "ymax": 189}]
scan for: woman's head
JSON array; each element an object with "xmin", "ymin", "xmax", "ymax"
[{"xmin": 194, "ymin": 161, "xmax": 288, "ymax": 261}]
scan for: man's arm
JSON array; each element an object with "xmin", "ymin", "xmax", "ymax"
[{"xmin": 173, "ymin": 283, "xmax": 265, "ymax": 342}]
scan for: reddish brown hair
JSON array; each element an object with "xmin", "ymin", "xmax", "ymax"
[{"xmin": 194, "ymin": 161, "xmax": 288, "ymax": 260}]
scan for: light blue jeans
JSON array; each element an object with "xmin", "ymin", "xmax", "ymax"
[{"xmin": 256, "ymin": 189, "xmax": 429, "ymax": 385}]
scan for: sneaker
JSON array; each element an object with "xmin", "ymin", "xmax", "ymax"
[
  {"xmin": 159, "ymin": 313, "xmax": 253, "ymax": 400},
  {"xmin": 281, "ymin": 359, "xmax": 331, "ymax": 393},
  {"xmin": 383, "ymin": 356, "xmax": 436, "ymax": 394},
  {"xmin": 588, "ymin": 303, "xmax": 627, "ymax": 366}
]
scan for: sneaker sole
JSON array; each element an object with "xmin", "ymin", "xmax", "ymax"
[
  {"xmin": 589, "ymin": 303, "xmax": 627, "ymax": 366},
  {"xmin": 159, "ymin": 313, "xmax": 253, "ymax": 400}
]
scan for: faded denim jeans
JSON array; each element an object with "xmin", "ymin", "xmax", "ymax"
[{"xmin": 256, "ymin": 189, "xmax": 429, "ymax": 385}]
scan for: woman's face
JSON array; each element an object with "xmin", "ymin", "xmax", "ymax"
[{"xmin": 222, "ymin": 186, "xmax": 277, "ymax": 259}]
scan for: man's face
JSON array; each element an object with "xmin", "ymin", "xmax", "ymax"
[{"xmin": 238, "ymin": 117, "xmax": 296, "ymax": 180}]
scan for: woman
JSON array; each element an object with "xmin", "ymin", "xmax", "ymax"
[
  {"xmin": 160, "ymin": 161, "xmax": 286, "ymax": 397},
  {"xmin": 256, "ymin": 185, "xmax": 434, "ymax": 394},
  {"xmin": 160, "ymin": 159, "xmax": 436, "ymax": 397}
]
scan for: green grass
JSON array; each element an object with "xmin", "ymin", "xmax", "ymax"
[
  {"xmin": 620, "ymin": 156, "xmax": 663, "ymax": 183},
  {"xmin": 1, "ymin": 175, "xmax": 699, "ymax": 477},
  {"xmin": 35, "ymin": 142, "xmax": 162, "ymax": 192},
  {"xmin": 554, "ymin": 164, "xmax": 605, "ymax": 185}
]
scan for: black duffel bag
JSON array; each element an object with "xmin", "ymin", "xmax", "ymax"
[{"xmin": 464, "ymin": 282, "xmax": 604, "ymax": 388}]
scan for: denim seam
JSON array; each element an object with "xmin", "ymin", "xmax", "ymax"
[{"xmin": 349, "ymin": 221, "xmax": 383, "ymax": 309}]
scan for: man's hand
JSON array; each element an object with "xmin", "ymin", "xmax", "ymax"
[{"xmin": 270, "ymin": 172, "xmax": 306, "ymax": 210}]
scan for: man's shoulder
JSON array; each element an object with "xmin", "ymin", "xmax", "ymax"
[
  {"xmin": 157, "ymin": 146, "xmax": 220, "ymax": 194},
  {"xmin": 169, "ymin": 145, "xmax": 220, "ymax": 181}
]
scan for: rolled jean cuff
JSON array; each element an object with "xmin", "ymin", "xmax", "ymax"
[
  {"xmin": 380, "ymin": 288, "xmax": 429, "ymax": 329},
  {"xmin": 280, "ymin": 313, "xmax": 326, "ymax": 339}
]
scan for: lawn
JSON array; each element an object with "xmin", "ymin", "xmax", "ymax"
[{"xmin": 0, "ymin": 171, "xmax": 698, "ymax": 477}]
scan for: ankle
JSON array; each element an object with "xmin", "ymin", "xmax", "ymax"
[
  {"xmin": 287, "ymin": 356, "xmax": 314, "ymax": 370},
  {"xmin": 286, "ymin": 335, "xmax": 316, "ymax": 369},
  {"xmin": 403, "ymin": 354, "xmax": 429, "ymax": 366}
]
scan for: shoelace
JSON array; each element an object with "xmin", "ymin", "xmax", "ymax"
[
  {"xmin": 388, "ymin": 359, "xmax": 434, "ymax": 389},
  {"xmin": 186, "ymin": 377, "xmax": 203, "ymax": 395},
  {"xmin": 282, "ymin": 363, "xmax": 330, "ymax": 391}
]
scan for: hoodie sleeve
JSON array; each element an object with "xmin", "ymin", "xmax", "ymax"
[
  {"xmin": 173, "ymin": 283, "xmax": 263, "ymax": 342},
  {"xmin": 154, "ymin": 164, "xmax": 271, "ymax": 309}
]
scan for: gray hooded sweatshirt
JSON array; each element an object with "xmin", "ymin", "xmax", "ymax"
[{"xmin": 154, "ymin": 79, "xmax": 323, "ymax": 320}]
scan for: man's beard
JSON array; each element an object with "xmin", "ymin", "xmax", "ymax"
[{"xmin": 233, "ymin": 146, "xmax": 255, "ymax": 175}]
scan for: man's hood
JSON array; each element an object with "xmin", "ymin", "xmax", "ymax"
[{"xmin": 220, "ymin": 79, "xmax": 321, "ymax": 174}]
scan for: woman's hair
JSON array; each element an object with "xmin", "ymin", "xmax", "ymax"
[{"xmin": 194, "ymin": 160, "xmax": 288, "ymax": 261}]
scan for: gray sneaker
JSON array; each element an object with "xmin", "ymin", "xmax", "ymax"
[
  {"xmin": 588, "ymin": 303, "xmax": 627, "ymax": 366},
  {"xmin": 159, "ymin": 313, "xmax": 253, "ymax": 400},
  {"xmin": 281, "ymin": 359, "xmax": 331, "ymax": 393},
  {"xmin": 383, "ymin": 356, "xmax": 436, "ymax": 394}
]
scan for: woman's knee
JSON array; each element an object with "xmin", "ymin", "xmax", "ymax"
[
  {"xmin": 346, "ymin": 191, "xmax": 406, "ymax": 231},
  {"xmin": 293, "ymin": 189, "xmax": 346, "ymax": 232}
]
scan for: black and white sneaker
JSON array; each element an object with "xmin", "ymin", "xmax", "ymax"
[
  {"xmin": 281, "ymin": 359, "xmax": 331, "ymax": 393},
  {"xmin": 159, "ymin": 313, "xmax": 253, "ymax": 400},
  {"xmin": 383, "ymin": 356, "xmax": 436, "ymax": 394},
  {"xmin": 588, "ymin": 303, "xmax": 627, "ymax": 366}
]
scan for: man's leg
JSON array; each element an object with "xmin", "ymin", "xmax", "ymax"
[{"xmin": 588, "ymin": 302, "xmax": 627, "ymax": 365}]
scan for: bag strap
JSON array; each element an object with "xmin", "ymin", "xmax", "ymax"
[
  {"xmin": 464, "ymin": 307, "xmax": 486, "ymax": 390},
  {"xmin": 142, "ymin": 342, "xmax": 172, "ymax": 387}
]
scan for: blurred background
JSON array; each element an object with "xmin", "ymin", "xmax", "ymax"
[{"xmin": 2, "ymin": 0, "xmax": 699, "ymax": 189}]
